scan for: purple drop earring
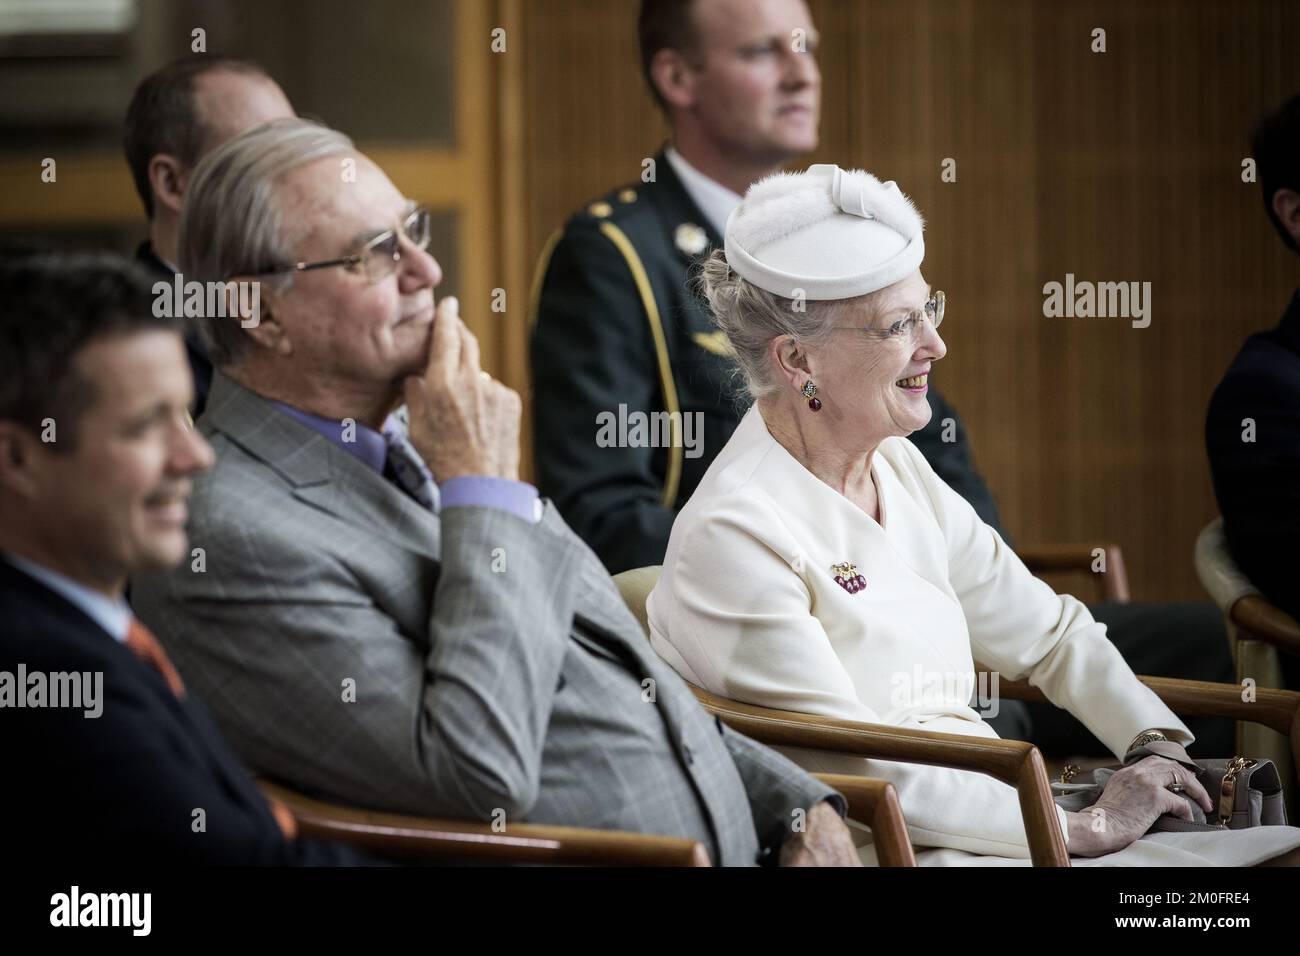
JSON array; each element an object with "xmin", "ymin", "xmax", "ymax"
[{"xmin": 802, "ymin": 380, "xmax": 822, "ymax": 412}]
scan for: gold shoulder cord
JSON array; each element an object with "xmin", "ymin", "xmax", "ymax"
[
  {"xmin": 597, "ymin": 221, "xmax": 683, "ymax": 510},
  {"xmin": 526, "ymin": 228, "xmax": 564, "ymax": 333}
]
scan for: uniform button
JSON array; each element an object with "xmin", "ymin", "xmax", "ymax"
[
  {"xmin": 587, "ymin": 201, "xmax": 612, "ymax": 218},
  {"xmin": 618, "ymin": 189, "xmax": 638, "ymax": 204}
]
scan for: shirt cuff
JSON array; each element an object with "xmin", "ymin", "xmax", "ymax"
[
  {"xmin": 439, "ymin": 476, "xmax": 541, "ymax": 524},
  {"xmin": 821, "ymin": 792, "xmax": 848, "ymax": 819}
]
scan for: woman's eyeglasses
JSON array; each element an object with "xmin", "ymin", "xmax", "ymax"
[
  {"xmin": 252, "ymin": 205, "xmax": 432, "ymax": 285},
  {"xmin": 834, "ymin": 290, "xmax": 945, "ymax": 344}
]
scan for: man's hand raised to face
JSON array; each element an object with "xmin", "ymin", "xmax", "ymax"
[{"xmin": 404, "ymin": 296, "xmax": 522, "ymax": 482}]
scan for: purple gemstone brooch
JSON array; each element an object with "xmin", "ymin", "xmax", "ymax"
[{"xmin": 832, "ymin": 562, "xmax": 866, "ymax": 594}]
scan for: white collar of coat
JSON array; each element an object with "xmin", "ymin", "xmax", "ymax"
[{"xmin": 716, "ymin": 405, "xmax": 905, "ymax": 535}]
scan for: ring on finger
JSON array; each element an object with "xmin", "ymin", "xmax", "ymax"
[{"xmin": 1166, "ymin": 770, "xmax": 1185, "ymax": 793}]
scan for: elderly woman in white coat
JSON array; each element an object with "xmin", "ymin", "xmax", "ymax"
[{"xmin": 647, "ymin": 164, "xmax": 1300, "ymax": 866}]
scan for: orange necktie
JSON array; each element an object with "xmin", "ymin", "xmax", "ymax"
[{"xmin": 125, "ymin": 616, "xmax": 186, "ymax": 699}]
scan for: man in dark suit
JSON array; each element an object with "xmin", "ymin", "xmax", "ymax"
[
  {"xmin": 0, "ymin": 254, "xmax": 359, "ymax": 864},
  {"xmin": 530, "ymin": 0, "xmax": 821, "ymax": 574},
  {"xmin": 1207, "ymin": 91, "xmax": 1300, "ymax": 691},
  {"xmin": 123, "ymin": 56, "xmax": 294, "ymax": 415}
]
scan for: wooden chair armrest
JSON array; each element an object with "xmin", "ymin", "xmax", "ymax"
[
  {"xmin": 1230, "ymin": 594, "xmax": 1300, "ymax": 658},
  {"xmin": 995, "ymin": 675, "xmax": 1300, "ymax": 776},
  {"xmin": 690, "ymin": 686, "xmax": 1067, "ymax": 866},
  {"xmin": 257, "ymin": 780, "xmax": 710, "ymax": 866},
  {"xmin": 813, "ymin": 774, "xmax": 915, "ymax": 866},
  {"xmin": 1017, "ymin": 541, "xmax": 1130, "ymax": 604}
]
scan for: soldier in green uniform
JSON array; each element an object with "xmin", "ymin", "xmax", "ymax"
[{"xmin": 530, "ymin": 0, "xmax": 821, "ymax": 574}]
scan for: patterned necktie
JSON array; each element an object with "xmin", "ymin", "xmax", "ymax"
[
  {"xmin": 382, "ymin": 424, "xmax": 439, "ymax": 512},
  {"xmin": 125, "ymin": 616, "xmax": 186, "ymax": 699}
]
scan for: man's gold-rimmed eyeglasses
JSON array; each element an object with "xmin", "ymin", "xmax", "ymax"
[{"xmin": 252, "ymin": 205, "xmax": 432, "ymax": 285}]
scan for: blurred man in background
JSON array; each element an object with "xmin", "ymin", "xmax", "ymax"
[
  {"xmin": 1207, "ymin": 91, "xmax": 1300, "ymax": 691},
  {"xmin": 123, "ymin": 55, "xmax": 295, "ymax": 414}
]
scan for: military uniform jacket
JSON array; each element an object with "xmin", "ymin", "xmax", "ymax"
[{"xmin": 530, "ymin": 148, "xmax": 742, "ymax": 574}]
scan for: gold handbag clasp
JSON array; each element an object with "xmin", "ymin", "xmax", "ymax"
[{"xmin": 1218, "ymin": 756, "xmax": 1257, "ymax": 826}]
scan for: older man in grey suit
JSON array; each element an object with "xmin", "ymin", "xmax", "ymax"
[{"xmin": 132, "ymin": 118, "xmax": 857, "ymax": 866}]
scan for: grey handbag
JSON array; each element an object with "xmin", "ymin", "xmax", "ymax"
[{"xmin": 1051, "ymin": 756, "xmax": 1288, "ymax": 833}]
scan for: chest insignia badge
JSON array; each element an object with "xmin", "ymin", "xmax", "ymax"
[
  {"xmin": 831, "ymin": 562, "xmax": 866, "ymax": 594},
  {"xmin": 674, "ymin": 222, "xmax": 708, "ymax": 256}
]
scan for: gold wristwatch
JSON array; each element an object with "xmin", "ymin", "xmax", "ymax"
[{"xmin": 1127, "ymin": 729, "xmax": 1169, "ymax": 751}]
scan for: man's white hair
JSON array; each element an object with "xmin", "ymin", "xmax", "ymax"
[{"xmin": 179, "ymin": 117, "xmax": 355, "ymax": 367}]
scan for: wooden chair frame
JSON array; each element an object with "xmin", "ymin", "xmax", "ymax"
[
  {"xmin": 996, "ymin": 674, "xmax": 1300, "ymax": 786},
  {"xmin": 258, "ymin": 772, "xmax": 915, "ymax": 867},
  {"xmin": 694, "ymin": 674, "xmax": 1300, "ymax": 868},
  {"xmin": 1018, "ymin": 541, "xmax": 1130, "ymax": 604},
  {"xmin": 1231, "ymin": 594, "xmax": 1300, "ymax": 660},
  {"xmin": 690, "ymin": 686, "xmax": 1069, "ymax": 866}
]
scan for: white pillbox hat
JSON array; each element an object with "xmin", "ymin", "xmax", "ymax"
[{"xmin": 723, "ymin": 164, "xmax": 925, "ymax": 301}]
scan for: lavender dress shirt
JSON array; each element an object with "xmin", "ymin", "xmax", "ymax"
[{"xmin": 270, "ymin": 402, "xmax": 541, "ymax": 524}]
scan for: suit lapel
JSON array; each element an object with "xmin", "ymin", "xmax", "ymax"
[
  {"xmin": 291, "ymin": 455, "xmax": 441, "ymax": 559},
  {"xmin": 203, "ymin": 373, "xmax": 440, "ymax": 560}
]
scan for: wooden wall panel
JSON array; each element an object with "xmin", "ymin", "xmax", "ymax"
[
  {"xmin": 504, "ymin": 0, "xmax": 1299, "ymax": 603},
  {"xmin": 1018, "ymin": 0, "xmax": 1297, "ymax": 600},
  {"xmin": 0, "ymin": 0, "xmax": 1292, "ymax": 601}
]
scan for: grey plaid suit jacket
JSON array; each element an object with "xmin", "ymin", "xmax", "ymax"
[{"xmin": 133, "ymin": 372, "xmax": 840, "ymax": 866}]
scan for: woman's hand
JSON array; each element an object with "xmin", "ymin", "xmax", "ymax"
[{"xmin": 1065, "ymin": 755, "xmax": 1216, "ymax": 857}]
